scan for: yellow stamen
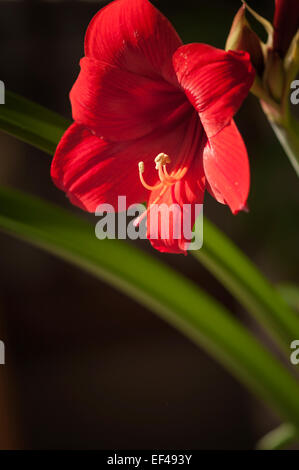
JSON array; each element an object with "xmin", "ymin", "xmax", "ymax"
[
  {"xmin": 138, "ymin": 152, "xmax": 189, "ymax": 195},
  {"xmin": 163, "ymin": 164, "xmax": 188, "ymax": 182},
  {"xmin": 154, "ymin": 153, "xmax": 171, "ymax": 169},
  {"xmin": 138, "ymin": 161, "xmax": 163, "ymax": 191}
]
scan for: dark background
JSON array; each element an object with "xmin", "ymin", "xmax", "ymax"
[{"xmin": 0, "ymin": 0, "xmax": 298, "ymax": 450}]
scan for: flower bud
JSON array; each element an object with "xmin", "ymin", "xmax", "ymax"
[
  {"xmin": 284, "ymin": 30, "xmax": 299, "ymax": 87},
  {"xmin": 226, "ymin": 5, "xmax": 264, "ymax": 75},
  {"xmin": 263, "ymin": 48, "xmax": 285, "ymax": 102}
]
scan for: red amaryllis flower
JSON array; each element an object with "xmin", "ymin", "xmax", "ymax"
[{"xmin": 51, "ymin": 0, "xmax": 254, "ymax": 254}]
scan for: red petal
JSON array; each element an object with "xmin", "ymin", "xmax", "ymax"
[
  {"xmin": 51, "ymin": 109, "xmax": 196, "ymax": 213},
  {"xmin": 51, "ymin": 123, "xmax": 152, "ymax": 212},
  {"xmin": 203, "ymin": 120, "xmax": 250, "ymax": 214},
  {"xmin": 173, "ymin": 43, "xmax": 255, "ymax": 138},
  {"xmin": 147, "ymin": 122, "xmax": 205, "ymax": 254},
  {"xmin": 84, "ymin": 0, "xmax": 182, "ymax": 86},
  {"xmin": 70, "ymin": 56, "xmax": 188, "ymax": 142}
]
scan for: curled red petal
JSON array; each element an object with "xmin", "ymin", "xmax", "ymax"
[
  {"xmin": 84, "ymin": 0, "xmax": 182, "ymax": 86},
  {"xmin": 203, "ymin": 120, "xmax": 250, "ymax": 214},
  {"xmin": 173, "ymin": 43, "xmax": 255, "ymax": 138}
]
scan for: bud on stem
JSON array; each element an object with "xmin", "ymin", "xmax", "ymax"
[
  {"xmin": 263, "ymin": 49, "xmax": 285, "ymax": 103},
  {"xmin": 225, "ymin": 5, "xmax": 264, "ymax": 74},
  {"xmin": 226, "ymin": 1, "xmax": 299, "ymax": 177}
]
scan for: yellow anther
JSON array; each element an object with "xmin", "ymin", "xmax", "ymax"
[
  {"xmin": 154, "ymin": 153, "xmax": 171, "ymax": 169},
  {"xmin": 138, "ymin": 161, "xmax": 145, "ymax": 173}
]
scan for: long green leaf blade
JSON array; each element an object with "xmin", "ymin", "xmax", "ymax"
[
  {"xmin": 0, "ymin": 185, "xmax": 299, "ymax": 427},
  {"xmin": 0, "ymin": 91, "xmax": 68, "ymax": 154},
  {"xmin": 193, "ymin": 220, "xmax": 299, "ymax": 348}
]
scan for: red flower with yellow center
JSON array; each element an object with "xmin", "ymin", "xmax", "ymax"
[{"xmin": 51, "ymin": 0, "xmax": 255, "ymax": 253}]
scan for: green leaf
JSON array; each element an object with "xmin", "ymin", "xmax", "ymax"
[
  {"xmin": 277, "ymin": 283, "xmax": 299, "ymax": 313},
  {"xmin": 1, "ymin": 184, "xmax": 299, "ymax": 428},
  {"xmin": 257, "ymin": 423, "xmax": 299, "ymax": 450},
  {"xmin": 193, "ymin": 220, "xmax": 299, "ymax": 350},
  {"xmin": 0, "ymin": 91, "xmax": 69, "ymax": 154}
]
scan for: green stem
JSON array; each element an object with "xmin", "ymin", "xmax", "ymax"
[
  {"xmin": 267, "ymin": 115, "xmax": 299, "ymax": 177},
  {"xmin": 257, "ymin": 423, "xmax": 299, "ymax": 450}
]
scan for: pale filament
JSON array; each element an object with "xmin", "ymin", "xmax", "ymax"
[{"xmin": 138, "ymin": 161, "xmax": 163, "ymax": 191}]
